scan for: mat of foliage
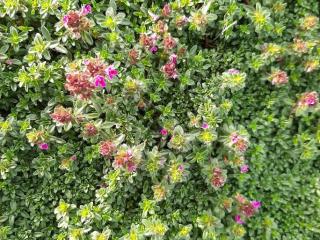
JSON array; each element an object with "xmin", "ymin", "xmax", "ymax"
[{"xmin": 0, "ymin": 0, "xmax": 319, "ymax": 239}]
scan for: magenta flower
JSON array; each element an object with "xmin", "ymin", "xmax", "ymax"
[
  {"xmin": 106, "ymin": 65, "xmax": 118, "ymax": 80},
  {"xmin": 38, "ymin": 143, "xmax": 49, "ymax": 150},
  {"xmin": 251, "ymin": 201, "xmax": 261, "ymax": 209},
  {"xmin": 234, "ymin": 215, "xmax": 244, "ymax": 224},
  {"xmin": 95, "ymin": 75, "xmax": 106, "ymax": 88},
  {"xmin": 160, "ymin": 128, "xmax": 168, "ymax": 136},
  {"xmin": 63, "ymin": 15, "xmax": 69, "ymax": 25},
  {"xmin": 201, "ymin": 123, "xmax": 209, "ymax": 129},
  {"xmin": 240, "ymin": 164, "xmax": 249, "ymax": 173},
  {"xmin": 81, "ymin": 4, "xmax": 92, "ymax": 16},
  {"xmin": 150, "ymin": 45, "xmax": 158, "ymax": 54}
]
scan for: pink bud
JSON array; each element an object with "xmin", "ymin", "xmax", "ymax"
[{"xmin": 160, "ymin": 128, "xmax": 168, "ymax": 136}]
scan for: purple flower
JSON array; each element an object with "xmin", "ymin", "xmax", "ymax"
[
  {"xmin": 201, "ymin": 123, "xmax": 209, "ymax": 129},
  {"xmin": 38, "ymin": 143, "xmax": 49, "ymax": 150},
  {"xmin": 227, "ymin": 68, "xmax": 240, "ymax": 75},
  {"xmin": 240, "ymin": 164, "xmax": 249, "ymax": 173},
  {"xmin": 150, "ymin": 45, "xmax": 158, "ymax": 54},
  {"xmin": 106, "ymin": 65, "xmax": 118, "ymax": 80},
  {"xmin": 234, "ymin": 215, "xmax": 244, "ymax": 224},
  {"xmin": 160, "ymin": 128, "xmax": 168, "ymax": 136},
  {"xmin": 251, "ymin": 201, "xmax": 261, "ymax": 209},
  {"xmin": 81, "ymin": 4, "xmax": 92, "ymax": 16},
  {"xmin": 95, "ymin": 75, "xmax": 106, "ymax": 88}
]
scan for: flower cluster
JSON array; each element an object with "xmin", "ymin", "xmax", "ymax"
[
  {"xmin": 295, "ymin": 91, "xmax": 319, "ymax": 115},
  {"xmin": 50, "ymin": 106, "xmax": 73, "ymax": 125},
  {"xmin": 62, "ymin": 5, "xmax": 92, "ymax": 39},
  {"xmin": 161, "ymin": 54, "xmax": 178, "ymax": 79},
  {"xmin": 269, "ymin": 69, "xmax": 288, "ymax": 86},
  {"xmin": 228, "ymin": 132, "xmax": 249, "ymax": 154},
  {"xmin": 65, "ymin": 58, "xmax": 118, "ymax": 99},
  {"xmin": 210, "ymin": 167, "xmax": 226, "ymax": 189},
  {"xmin": 234, "ymin": 194, "xmax": 261, "ymax": 225},
  {"xmin": 65, "ymin": 72, "xmax": 95, "ymax": 99},
  {"xmin": 99, "ymin": 140, "xmax": 116, "ymax": 157}
]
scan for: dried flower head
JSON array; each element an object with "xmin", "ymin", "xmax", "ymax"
[
  {"xmin": 269, "ymin": 70, "xmax": 288, "ymax": 85},
  {"xmin": 65, "ymin": 72, "xmax": 95, "ymax": 99},
  {"xmin": 99, "ymin": 141, "xmax": 116, "ymax": 157},
  {"xmin": 51, "ymin": 106, "xmax": 73, "ymax": 124}
]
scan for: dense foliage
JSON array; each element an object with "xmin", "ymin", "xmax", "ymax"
[{"xmin": 0, "ymin": 0, "xmax": 319, "ymax": 239}]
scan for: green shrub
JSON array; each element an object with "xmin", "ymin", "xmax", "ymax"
[{"xmin": 0, "ymin": 0, "xmax": 319, "ymax": 239}]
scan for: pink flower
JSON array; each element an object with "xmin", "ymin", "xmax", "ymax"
[
  {"xmin": 305, "ymin": 94, "xmax": 317, "ymax": 106},
  {"xmin": 234, "ymin": 215, "xmax": 244, "ymax": 224},
  {"xmin": 251, "ymin": 201, "xmax": 261, "ymax": 209},
  {"xmin": 150, "ymin": 45, "xmax": 158, "ymax": 54},
  {"xmin": 63, "ymin": 15, "xmax": 69, "ymax": 25},
  {"xmin": 227, "ymin": 69, "xmax": 240, "ymax": 75},
  {"xmin": 160, "ymin": 128, "xmax": 168, "ymax": 136},
  {"xmin": 70, "ymin": 155, "xmax": 77, "ymax": 161},
  {"xmin": 106, "ymin": 65, "xmax": 118, "ymax": 80},
  {"xmin": 201, "ymin": 123, "xmax": 209, "ymax": 129},
  {"xmin": 38, "ymin": 143, "xmax": 49, "ymax": 150},
  {"xmin": 230, "ymin": 132, "xmax": 240, "ymax": 144},
  {"xmin": 297, "ymin": 92, "xmax": 319, "ymax": 108},
  {"xmin": 127, "ymin": 161, "xmax": 137, "ymax": 172},
  {"xmin": 149, "ymin": 11, "xmax": 159, "ymax": 21},
  {"xmin": 169, "ymin": 54, "xmax": 177, "ymax": 64},
  {"xmin": 240, "ymin": 164, "xmax": 249, "ymax": 173},
  {"xmin": 95, "ymin": 75, "xmax": 106, "ymax": 88},
  {"xmin": 178, "ymin": 164, "xmax": 184, "ymax": 171},
  {"xmin": 123, "ymin": 149, "xmax": 133, "ymax": 162},
  {"xmin": 81, "ymin": 4, "xmax": 92, "ymax": 16}
]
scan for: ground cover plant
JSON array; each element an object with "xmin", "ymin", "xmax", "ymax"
[{"xmin": 0, "ymin": 0, "xmax": 319, "ymax": 239}]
